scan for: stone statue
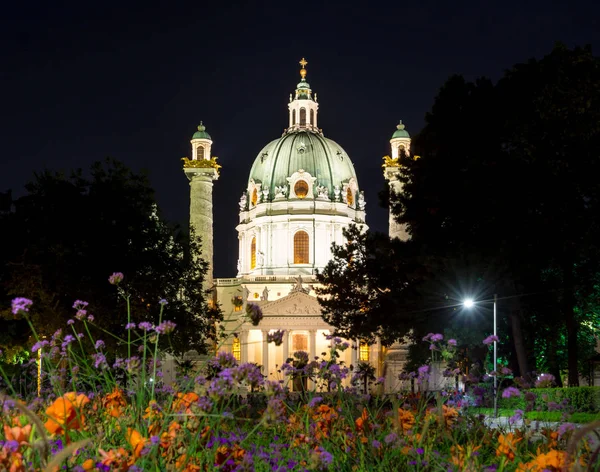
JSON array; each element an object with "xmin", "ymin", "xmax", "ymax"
[
  {"xmin": 257, "ymin": 251, "xmax": 264, "ymax": 266},
  {"xmin": 291, "ymin": 275, "xmax": 309, "ymax": 294},
  {"xmin": 262, "ymin": 286, "xmax": 270, "ymax": 301},
  {"xmin": 316, "ymin": 185, "xmax": 329, "ymax": 199},
  {"xmin": 236, "ymin": 259, "xmax": 241, "ymax": 272},
  {"xmin": 243, "ymin": 286, "xmax": 250, "ymax": 302},
  {"xmin": 239, "ymin": 192, "xmax": 247, "ymax": 210},
  {"xmin": 358, "ymin": 191, "xmax": 366, "ymax": 210},
  {"xmin": 333, "ymin": 186, "xmax": 341, "ymax": 202},
  {"xmin": 274, "ymin": 185, "xmax": 287, "ymax": 199}
]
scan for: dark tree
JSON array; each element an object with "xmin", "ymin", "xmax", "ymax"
[{"xmin": 0, "ymin": 159, "xmax": 221, "ymax": 356}]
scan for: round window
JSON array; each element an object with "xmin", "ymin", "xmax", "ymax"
[{"xmin": 294, "ymin": 180, "xmax": 309, "ymax": 199}]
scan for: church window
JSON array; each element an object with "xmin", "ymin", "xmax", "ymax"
[
  {"xmin": 232, "ymin": 337, "xmax": 241, "ymax": 361},
  {"xmin": 359, "ymin": 342, "xmax": 370, "ymax": 362},
  {"xmin": 346, "ymin": 187, "xmax": 354, "ymax": 206},
  {"xmin": 299, "ymin": 108, "xmax": 306, "ymax": 126},
  {"xmin": 250, "ymin": 237, "xmax": 257, "ymax": 269},
  {"xmin": 196, "ymin": 145, "xmax": 205, "ymax": 160},
  {"xmin": 292, "ymin": 110, "xmax": 296, "ymax": 125},
  {"xmin": 310, "ymin": 109, "xmax": 314, "ymax": 126},
  {"xmin": 294, "ymin": 180, "xmax": 309, "ymax": 199},
  {"xmin": 251, "ymin": 188, "xmax": 258, "ymax": 206},
  {"xmin": 294, "ymin": 231, "xmax": 309, "ymax": 264}
]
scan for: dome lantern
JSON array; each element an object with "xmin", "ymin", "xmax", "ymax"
[{"xmin": 288, "ymin": 58, "xmax": 319, "ymax": 133}]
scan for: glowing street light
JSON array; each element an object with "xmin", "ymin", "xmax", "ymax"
[{"xmin": 463, "ymin": 294, "xmax": 498, "ymax": 417}]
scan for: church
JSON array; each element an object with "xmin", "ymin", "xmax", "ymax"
[{"xmin": 181, "ymin": 59, "xmax": 412, "ymax": 391}]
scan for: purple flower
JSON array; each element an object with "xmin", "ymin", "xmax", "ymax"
[
  {"xmin": 447, "ymin": 339, "xmax": 457, "ymax": 346},
  {"xmin": 422, "ymin": 333, "xmax": 434, "ymax": 342},
  {"xmin": 535, "ymin": 373, "xmax": 556, "ymax": 388},
  {"xmin": 61, "ymin": 335, "xmax": 75, "ymax": 349},
  {"xmin": 246, "ymin": 303, "xmax": 263, "ymax": 326},
  {"xmin": 108, "ymin": 272, "xmax": 124, "ymax": 285},
  {"xmin": 430, "ymin": 333, "xmax": 444, "ymax": 342},
  {"xmin": 32, "ymin": 340, "xmax": 50, "ymax": 352},
  {"xmin": 308, "ymin": 396, "xmax": 323, "ymax": 408},
  {"xmin": 508, "ymin": 409, "xmax": 523, "ymax": 425},
  {"xmin": 372, "ymin": 440, "xmax": 381, "ymax": 449},
  {"xmin": 95, "ymin": 340, "xmax": 105, "ymax": 350},
  {"xmin": 267, "ymin": 329, "xmax": 285, "ymax": 346},
  {"xmin": 11, "ymin": 297, "xmax": 33, "ymax": 315},
  {"xmin": 502, "ymin": 386, "xmax": 521, "ymax": 398},
  {"xmin": 558, "ymin": 422, "xmax": 576, "ymax": 438},
  {"xmin": 73, "ymin": 300, "xmax": 89, "ymax": 310},
  {"xmin": 67, "ymin": 319, "xmax": 75, "ymax": 325},
  {"xmin": 150, "ymin": 435, "xmax": 160, "ymax": 445},
  {"xmin": 138, "ymin": 322, "xmax": 153, "ymax": 331},
  {"xmin": 87, "ymin": 314, "xmax": 94, "ymax": 322},
  {"xmin": 384, "ymin": 432, "xmax": 398, "ymax": 444},
  {"xmin": 125, "ymin": 322, "xmax": 136, "ymax": 330},
  {"xmin": 483, "ymin": 335, "xmax": 500, "ymax": 345},
  {"xmin": 418, "ymin": 365, "xmax": 429, "ymax": 375},
  {"xmin": 92, "ymin": 353, "xmax": 108, "ymax": 370},
  {"xmin": 155, "ymin": 320, "xmax": 176, "ymax": 335},
  {"xmin": 159, "ymin": 298, "xmax": 168, "ymax": 305}
]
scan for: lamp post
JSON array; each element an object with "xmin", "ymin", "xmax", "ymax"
[{"xmin": 464, "ymin": 294, "xmax": 498, "ymax": 417}]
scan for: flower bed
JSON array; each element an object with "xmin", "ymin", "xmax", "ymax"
[{"xmin": 1, "ymin": 281, "xmax": 599, "ymax": 471}]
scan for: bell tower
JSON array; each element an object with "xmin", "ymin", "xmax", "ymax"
[
  {"xmin": 382, "ymin": 121, "xmax": 411, "ymax": 241},
  {"xmin": 182, "ymin": 122, "xmax": 221, "ymax": 290}
]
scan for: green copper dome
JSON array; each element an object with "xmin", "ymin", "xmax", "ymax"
[
  {"xmin": 391, "ymin": 120, "xmax": 410, "ymax": 139},
  {"xmin": 248, "ymin": 130, "xmax": 358, "ymax": 197},
  {"xmin": 192, "ymin": 122, "xmax": 212, "ymax": 140}
]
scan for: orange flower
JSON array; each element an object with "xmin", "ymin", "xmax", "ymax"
[
  {"xmin": 0, "ymin": 446, "xmax": 25, "ymax": 472},
  {"xmin": 103, "ymin": 388, "xmax": 127, "ymax": 418},
  {"xmin": 98, "ymin": 447, "xmax": 132, "ymax": 469},
  {"xmin": 451, "ymin": 443, "xmax": 481, "ymax": 471},
  {"xmin": 496, "ymin": 432, "xmax": 522, "ymax": 461},
  {"xmin": 355, "ymin": 407, "xmax": 369, "ymax": 432},
  {"xmin": 81, "ymin": 459, "xmax": 95, "ymax": 470},
  {"xmin": 45, "ymin": 392, "xmax": 90, "ymax": 435},
  {"xmin": 176, "ymin": 454, "xmax": 201, "ymax": 471},
  {"xmin": 397, "ymin": 408, "xmax": 416, "ymax": 433},
  {"xmin": 442, "ymin": 405, "xmax": 459, "ymax": 427},
  {"xmin": 541, "ymin": 428, "xmax": 559, "ymax": 449},
  {"xmin": 126, "ymin": 428, "xmax": 148, "ymax": 458},
  {"xmin": 172, "ymin": 392, "xmax": 199, "ymax": 414},
  {"xmin": 517, "ymin": 449, "xmax": 569, "ymax": 471},
  {"xmin": 3, "ymin": 424, "xmax": 31, "ymax": 446}
]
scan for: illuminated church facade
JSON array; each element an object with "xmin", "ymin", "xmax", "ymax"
[{"xmin": 182, "ymin": 59, "xmax": 411, "ymax": 391}]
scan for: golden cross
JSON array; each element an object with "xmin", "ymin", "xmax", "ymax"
[{"xmin": 299, "ymin": 57, "xmax": 307, "ymax": 68}]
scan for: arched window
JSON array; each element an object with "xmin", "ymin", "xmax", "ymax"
[
  {"xmin": 250, "ymin": 237, "xmax": 256, "ymax": 269},
  {"xmin": 251, "ymin": 188, "xmax": 258, "ymax": 206},
  {"xmin": 310, "ymin": 109, "xmax": 314, "ymax": 126},
  {"xmin": 294, "ymin": 231, "xmax": 309, "ymax": 264},
  {"xmin": 359, "ymin": 342, "xmax": 370, "ymax": 362},
  {"xmin": 299, "ymin": 108, "xmax": 306, "ymax": 126},
  {"xmin": 232, "ymin": 337, "xmax": 241, "ymax": 361},
  {"xmin": 196, "ymin": 145, "xmax": 205, "ymax": 160},
  {"xmin": 292, "ymin": 110, "xmax": 296, "ymax": 125},
  {"xmin": 294, "ymin": 180, "xmax": 309, "ymax": 199},
  {"xmin": 346, "ymin": 187, "xmax": 354, "ymax": 206}
]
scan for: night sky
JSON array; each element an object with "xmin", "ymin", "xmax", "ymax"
[{"xmin": 2, "ymin": 0, "xmax": 599, "ymax": 277}]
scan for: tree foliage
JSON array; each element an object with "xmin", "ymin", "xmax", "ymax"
[
  {"xmin": 318, "ymin": 44, "xmax": 600, "ymax": 383},
  {"xmin": 0, "ymin": 158, "xmax": 221, "ymax": 357}
]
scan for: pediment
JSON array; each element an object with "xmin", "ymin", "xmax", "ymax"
[{"xmin": 261, "ymin": 291, "xmax": 322, "ymax": 316}]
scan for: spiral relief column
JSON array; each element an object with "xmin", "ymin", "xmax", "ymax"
[{"xmin": 183, "ymin": 122, "xmax": 220, "ymax": 291}]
